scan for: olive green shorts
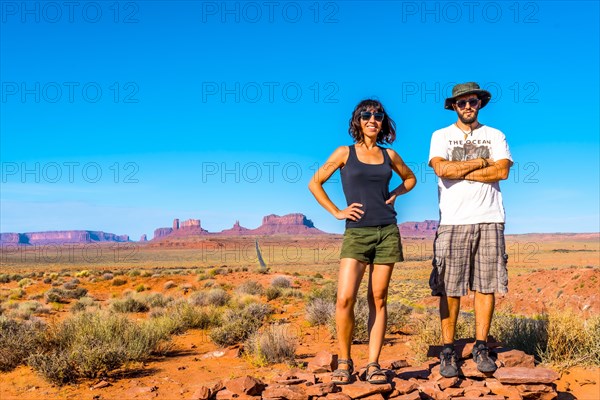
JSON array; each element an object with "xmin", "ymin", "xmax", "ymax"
[{"xmin": 340, "ymin": 223, "xmax": 404, "ymax": 264}]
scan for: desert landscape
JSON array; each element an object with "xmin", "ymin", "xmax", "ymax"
[{"xmin": 1, "ymin": 215, "xmax": 599, "ymax": 400}]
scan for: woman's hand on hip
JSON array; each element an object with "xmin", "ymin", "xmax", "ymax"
[{"xmin": 334, "ymin": 203, "xmax": 364, "ymax": 221}]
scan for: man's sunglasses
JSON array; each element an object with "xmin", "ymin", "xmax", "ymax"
[
  {"xmin": 360, "ymin": 111, "xmax": 385, "ymax": 121},
  {"xmin": 455, "ymin": 98, "xmax": 480, "ymax": 109}
]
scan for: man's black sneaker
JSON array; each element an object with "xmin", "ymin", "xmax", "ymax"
[
  {"xmin": 472, "ymin": 343, "xmax": 497, "ymax": 373},
  {"xmin": 439, "ymin": 347, "xmax": 458, "ymax": 378}
]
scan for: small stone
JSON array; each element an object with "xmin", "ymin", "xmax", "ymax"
[
  {"xmin": 390, "ymin": 378, "xmax": 418, "ymax": 395},
  {"xmin": 495, "ymin": 349, "xmax": 535, "ymax": 368},
  {"xmin": 308, "ymin": 351, "xmax": 336, "ymax": 373},
  {"xmin": 190, "ymin": 386, "xmax": 211, "ymax": 400},
  {"xmin": 388, "ymin": 391, "xmax": 420, "ymax": 400},
  {"xmin": 459, "ymin": 359, "xmax": 492, "ymax": 379},
  {"xmin": 262, "ymin": 385, "xmax": 308, "ymax": 400},
  {"xmin": 92, "ymin": 380, "xmax": 112, "ymax": 389},
  {"xmin": 305, "ymin": 382, "xmax": 337, "ymax": 396},
  {"xmin": 226, "ymin": 376, "xmax": 265, "ymax": 396},
  {"xmin": 389, "ymin": 360, "xmax": 410, "ymax": 370}
]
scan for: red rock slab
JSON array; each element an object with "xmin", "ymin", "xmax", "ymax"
[
  {"xmin": 389, "ymin": 391, "xmax": 420, "ymax": 400},
  {"xmin": 390, "ymin": 378, "xmax": 418, "ymax": 395},
  {"xmin": 485, "ymin": 379, "xmax": 522, "ymax": 400},
  {"xmin": 451, "ymin": 396, "xmax": 504, "ymax": 400},
  {"xmin": 440, "ymin": 387, "xmax": 465, "ymax": 398},
  {"xmin": 226, "ymin": 376, "xmax": 265, "ymax": 396},
  {"xmin": 189, "ymin": 386, "xmax": 211, "ymax": 400},
  {"xmin": 339, "ymin": 382, "xmax": 392, "ymax": 399},
  {"xmin": 493, "ymin": 367, "xmax": 560, "ymax": 384},
  {"xmin": 262, "ymin": 385, "xmax": 309, "ymax": 400},
  {"xmin": 308, "ymin": 351, "xmax": 336, "ymax": 373},
  {"xmin": 516, "ymin": 384, "xmax": 553, "ymax": 393},
  {"xmin": 305, "ymin": 382, "xmax": 338, "ymax": 397},
  {"xmin": 459, "ymin": 359, "xmax": 495, "ymax": 379},
  {"xmin": 395, "ymin": 367, "xmax": 430, "ymax": 380},
  {"xmin": 463, "ymin": 386, "xmax": 491, "ymax": 397},
  {"xmin": 417, "ymin": 381, "xmax": 439, "ymax": 398},
  {"xmin": 359, "ymin": 394, "xmax": 385, "ymax": 400},
  {"xmin": 325, "ymin": 393, "xmax": 352, "ymax": 400},
  {"xmin": 495, "ymin": 349, "xmax": 535, "ymax": 368},
  {"xmin": 277, "ymin": 368, "xmax": 317, "ymax": 385}
]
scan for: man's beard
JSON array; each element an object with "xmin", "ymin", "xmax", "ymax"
[{"xmin": 458, "ymin": 109, "xmax": 478, "ymax": 125}]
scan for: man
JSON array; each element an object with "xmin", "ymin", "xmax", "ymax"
[{"xmin": 428, "ymin": 82, "xmax": 513, "ymax": 377}]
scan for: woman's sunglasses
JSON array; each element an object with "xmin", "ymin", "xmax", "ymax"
[{"xmin": 360, "ymin": 111, "xmax": 385, "ymax": 121}]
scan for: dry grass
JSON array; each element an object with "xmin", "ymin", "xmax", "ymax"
[{"xmin": 245, "ymin": 324, "xmax": 297, "ymax": 365}]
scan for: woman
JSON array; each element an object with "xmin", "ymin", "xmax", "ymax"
[{"xmin": 308, "ymin": 99, "xmax": 416, "ymax": 384}]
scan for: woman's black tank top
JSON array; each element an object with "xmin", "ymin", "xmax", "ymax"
[{"xmin": 340, "ymin": 145, "xmax": 397, "ymax": 228}]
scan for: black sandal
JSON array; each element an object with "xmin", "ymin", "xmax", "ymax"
[
  {"xmin": 365, "ymin": 362, "xmax": 387, "ymax": 384},
  {"xmin": 332, "ymin": 359, "xmax": 354, "ymax": 385}
]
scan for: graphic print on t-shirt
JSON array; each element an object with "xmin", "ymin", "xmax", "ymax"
[{"xmin": 449, "ymin": 139, "xmax": 491, "ymax": 161}]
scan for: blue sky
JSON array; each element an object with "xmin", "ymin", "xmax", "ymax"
[{"xmin": 1, "ymin": 0, "xmax": 599, "ymax": 239}]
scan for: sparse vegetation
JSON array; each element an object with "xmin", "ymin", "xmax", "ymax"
[
  {"xmin": 245, "ymin": 324, "xmax": 297, "ymax": 365},
  {"xmin": 210, "ymin": 302, "xmax": 271, "ymax": 346},
  {"xmin": 236, "ymin": 281, "xmax": 263, "ymax": 296},
  {"xmin": 271, "ymin": 276, "xmax": 291, "ymax": 289}
]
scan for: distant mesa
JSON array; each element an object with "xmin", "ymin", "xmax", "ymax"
[
  {"xmin": 398, "ymin": 220, "xmax": 439, "ymax": 237},
  {"xmin": 140, "ymin": 234, "xmax": 148, "ymax": 242},
  {"xmin": 0, "ymin": 231, "xmax": 129, "ymax": 245},
  {"xmin": 153, "ymin": 218, "xmax": 209, "ymax": 240},
  {"xmin": 151, "ymin": 213, "xmax": 324, "ymax": 240}
]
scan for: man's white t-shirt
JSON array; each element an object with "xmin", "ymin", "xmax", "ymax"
[{"xmin": 428, "ymin": 124, "xmax": 513, "ymax": 225}]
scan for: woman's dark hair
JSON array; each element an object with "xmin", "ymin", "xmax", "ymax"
[{"xmin": 348, "ymin": 99, "xmax": 397, "ymax": 144}]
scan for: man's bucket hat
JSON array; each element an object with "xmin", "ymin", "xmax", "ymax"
[{"xmin": 444, "ymin": 82, "xmax": 492, "ymax": 110}]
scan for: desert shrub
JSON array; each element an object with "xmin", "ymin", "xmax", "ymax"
[
  {"xmin": 112, "ymin": 278, "xmax": 127, "ymax": 286},
  {"xmin": 163, "ymin": 281, "xmax": 177, "ymax": 290},
  {"xmin": 242, "ymin": 267, "xmax": 248, "ymax": 272},
  {"xmin": 8, "ymin": 288, "xmax": 25, "ymax": 300},
  {"xmin": 144, "ymin": 293, "xmax": 173, "ymax": 308},
  {"xmin": 18, "ymin": 278, "xmax": 33, "ymax": 288},
  {"xmin": 44, "ymin": 288, "xmax": 65, "ymax": 303},
  {"xmin": 271, "ymin": 276, "xmax": 291, "ymax": 289},
  {"xmin": 11, "ymin": 274, "xmax": 24, "ymax": 282},
  {"xmin": 135, "ymin": 284, "xmax": 147, "ymax": 292},
  {"xmin": 128, "ymin": 269, "xmax": 141, "ymax": 277},
  {"xmin": 111, "ymin": 297, "xmax": 150, "ymax": 313},
  {"xmin": 197, "ymin": 273, "xmax": 208, "ymax": 281},
  {"xmin": 245, "ymin": 324, "xmax": 297, "ymax": 365},
  {"xmin": 236, "ymin": 281, "xmax": 263, "ymax": 296},
  {"xmin": 28, "ymin": 310, "xmax": 171, "ymax": 384},
  {"xmin": 539, "ymin": 312, "xmax": 600, "ymax": 368},
  {"xmin": 102, "ymin": 273, "xmax": 114, "ymax": 281},
  {"xmin": 210, "ymin": 303, "xmax": 271, "ymax": 347},
  {"xmin": 190, "ymin": 289, "xmax": 229, "ymax": 307},
  {"xmin": 307, "ymin": 282, "xmax": 337, "ymax": 302},
  {"xmin": 314, "ymin": 273, "xmax": 324, "ymax": 279},
  {"xmin": 0, "ymin": 274, "xmax": 10, "ymax": 283},
  {"xmin": 491, "ymin": 312, "xmax": 548, "ymax": 357},
  {"xmin": 266, "ymin": 286, "xmax": 282, "ymax": 301},
  {"xmin": 71, "ymin": 297, "xmax": 98, "ymax": 313},
  {"xmin": 62, "ymin": 281, "xmax": 78, "ymax": 290},
  {"xmin": 46, "ymin": 286, "xmax": 88, "ymax": 302},
  {"xmin": 281, "ymin": 288, "xmax": 303, "ymax": 298},
  {"xmin": 42, "ymin": 277, "xmax": 52, "ymax": 284},
  {"xmin": 140, "ymin": 270, "xmax": 152, "ymax": 278},
  {"xmin": 387, "ymin": 302, "xmax": 413, "ymax": 333},
  {"xmin": 154, "ymin": 301, "xmax": 221, "ymax": 334},
  {"xmin": 0, "ymin": 316, "xmax": 46, "ymax": 372},
  {"xmin": 306, "ymin": 298, "xmax": 335, "ymax": 326},
  {"xmin": 9, "ymin": 301, "xmax": 50, "ymax": 319}
]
